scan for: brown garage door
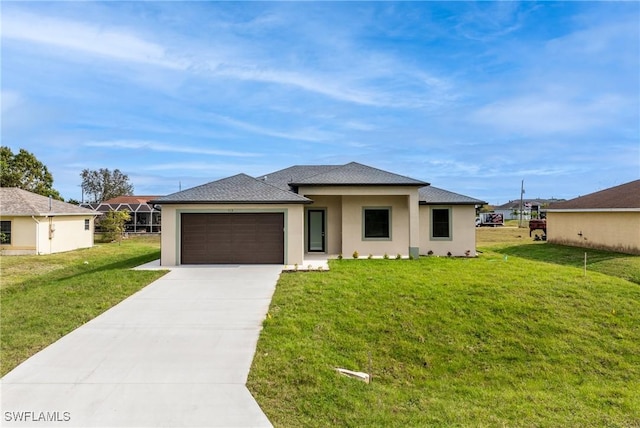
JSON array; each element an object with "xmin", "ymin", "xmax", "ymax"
[{"xmin": 181, "ymin": 213, "xmax": 284, "ymax": 264}]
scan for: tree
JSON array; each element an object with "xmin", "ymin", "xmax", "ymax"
[
  {"xmin": 0, "ymin": 146, "xmax": 62, "ymax": 200},
  {"xmin": 100, "ymin": 210, "xmax": 131, "ymax": 243},
  {"xmin": 80, "ymin": 168, "xmax": 134, "ymax": 203}
]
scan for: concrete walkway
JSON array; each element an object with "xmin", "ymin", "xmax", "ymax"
[{"xmin": 1, "ymin": 264, "xmax": 282, "ymax": 427}]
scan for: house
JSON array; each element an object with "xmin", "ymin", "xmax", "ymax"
[
  {"xmin": 0, "ymin": 188, "xmax": 99, "ymax": 255},
  {"xmin": 81, "ymin": 195, "xmax": 161, "ymax": 233},
  {"xmin": 494, "ymin": 198, "xmax": 564, "ymax": 220},
  {"xmin": 150, "ymin": 162, "xmax": 486, "ymax": 265},
  {"xmin": 546, "ymin": 180, "xmax": 640, "ymax": 255}
]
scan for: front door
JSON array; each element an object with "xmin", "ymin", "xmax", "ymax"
[{"xmin": 307, "ymin": 209, "xmax": 325, "ymax": 252}]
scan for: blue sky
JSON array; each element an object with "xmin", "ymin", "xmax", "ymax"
[{"xmin": 2, "ymin": 1, "xmax": 638, "ymax": 204}]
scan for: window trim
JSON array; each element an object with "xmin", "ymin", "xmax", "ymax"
[
  {"xmin": 84, "ymin": 219, "xmax": 90, "ymax": 231},
  {"xmin": 1, "ymin": 220, "xmax": 12, "ymax": 245},
  {"xmin": 430, "ymin": 206, "xmax": 452, "ymax": 241},
  {"xmin": 362, "ymin": 207, "xmax": 392, "ymax": 241}
]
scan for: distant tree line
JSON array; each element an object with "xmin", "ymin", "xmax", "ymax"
[
  {"xmin": 1, "ymin": 146, "xmax": 134, "ymax": 203},
  {"xmin": 0, "ymin": 146, "xmax": 62, "ymax": 199},
  {"xmin": 80, "ymin": 168, "xmax": 134, "ymax": 203}
]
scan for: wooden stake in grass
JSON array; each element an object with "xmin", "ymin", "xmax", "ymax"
[{"xmin": 584, "ymin": 252, "xmax": 587, "ymax": 277}]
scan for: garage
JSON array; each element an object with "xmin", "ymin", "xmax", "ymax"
[{"xmin": 180, "ymin": 213, "xmax": 284, "ymax": 264}]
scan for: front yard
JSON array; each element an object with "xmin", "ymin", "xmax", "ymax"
[
  {"xmin": 2, "ymin": 230, "xmax": 638, "ymax": 426},
  {"xmin": 247, "ymin": 233, "xmax": 640, "ymax": 427},
  {"xmin": 0, "ymin": 236, "xmax": 166, "ymax": 376}
]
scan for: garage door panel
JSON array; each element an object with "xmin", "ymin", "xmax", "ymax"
[{"xmin": 181, "ymin": 213, "xmax": 284, "ymax": 264}]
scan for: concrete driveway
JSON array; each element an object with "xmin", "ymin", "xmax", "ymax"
[{"xmin": 1, "ymin": 264, "xmax": 282, "ymax": 427}]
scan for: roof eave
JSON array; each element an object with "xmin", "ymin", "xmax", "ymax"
[
  {"xmin": 292, "ymin": 182, "xmax": 429, "ymax": 187},
  {"xmin": 149, "ymin": 200, "xmax": 312, "ymax": 205},
  {"xmin": 546, "ymin": 208, "xmax": 640, "ymax": 212},
  {"xmin": 419, "ymin": 201, "xmax": 487, "ymax": 206}
]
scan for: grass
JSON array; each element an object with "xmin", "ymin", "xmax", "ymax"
[
  {"xmin": 0, "ymin": 235, "xmax": 165, "ymax": 376},
  {"xmin": 248, "ymin": 236, "xmax": 640, "ymax": 426},
  {"xmin": 477, "ymin": 225, "xmax": 640, "ymax": 285}
]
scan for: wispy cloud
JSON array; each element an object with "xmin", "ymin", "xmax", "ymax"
[
  {"xmin": 85, "ymin": 140, "xmax": 261, "ymax": 157},
  {"xmin": 2, "ymin": 8, "xmax": 456, "ymax": 109},
  {"xmin": 471, "ymin": 93, "xmax": 630, "ymax": 135},
  {"xmin": 1, "ymin": 91, "xmax": 23, "ymax": 114},
  {"xmin": 2, "ymin": 11, "xmax": 187, "ymax": 69},
  {"xmin": 210, "ymin": 114, "xmax": 338, "ymax": 142}
]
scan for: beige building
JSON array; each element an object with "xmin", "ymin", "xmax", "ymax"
[
  {"xmin": 0, "ymin": 188, "xmax": 98, "ymax": 255},
  {"xmin": 151, "ymin": 162, "xmax": 486, "ymax": 266},
  {"xmin": 546, "ymin": 180, "xmax": 640, "ymax": 255}
]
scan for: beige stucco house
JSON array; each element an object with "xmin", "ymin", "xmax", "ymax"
[
  {"xmin": 151, "ymin": 162, "xmax": 485, "ymax": 266},
  {"xmin": 546, "ymin": 180, "xmax": 640, "ymax": 255},
  {"xmin": 0, "ymin": 188, "xmax": 98, "ymax": 255}
]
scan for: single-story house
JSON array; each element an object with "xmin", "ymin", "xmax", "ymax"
[
  {"xmin": 81, "ymin": 195, "xmax": 161, "ymax": 233},
  {"xmin": 0, "ymin": 188, "xmax": 99, "ymax": 255},
  {"xmin": 546, "ymin": 180, "xmax": 640, "ymax": 255},
  {"xmin": 494, "ymin": 198, "xmax": 564, "ymax": 220},
  {"xmin": 150, "ymin": 162, "xmax": 486, "ymax": 265}
]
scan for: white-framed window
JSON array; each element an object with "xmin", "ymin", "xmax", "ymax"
[
  {"xmin": 363, "ymin": 207, "xmax": 391, "ymax": 240},
  {"xmin": 431, "ymin": 207, "xmax": 452, "ymax": 240},
  {"xmin": 84, "ymin": 219, "xmax": 90, "ymax": 231}
]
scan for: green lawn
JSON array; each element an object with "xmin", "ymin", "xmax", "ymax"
[
  {"xmin": 0, "ymin": 236, "xmax": 166, "ymax": 376},
  {"xmin": 248, "ymin": 248, "xmax": 640, "ymax": 426}
]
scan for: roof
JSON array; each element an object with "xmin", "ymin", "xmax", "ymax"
[
  {"xmin": 419, "ymin": 186, "xmax": 487, "ymax": 205},
  {"xmin": 149, "ymin": 174, "xmax": 312, "ymax": 204},
  {"xmin": 103, "ymin": 195, "xmax": 161, "ymax": 205},
  {"xmin": 547, "ymin": 180, "xmax": 640, "ymax": 211},
  {"xmin": 257, "ymin": 165, "xmax": 339, "ymax": 191},
  {"xmin": 0, "ymin": 188, "xmax": 98, "ymax": 216},
  {"xmin": 288, "ymin": 162, "xmax": 428, "ymax": 186}
]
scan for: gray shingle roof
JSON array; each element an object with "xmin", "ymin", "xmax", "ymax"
[
  {"xmin": 547, "ymin": 180, "xmax": 640, "ymax": 210},
  {"xmin": 419, "ymin": 186, "xmax": 486, "ymax": 205},
  {"xmin": 149, "ymin": 174, "xmax": 312, "ymax": 204},
  {"xmin": 257, "ymin": 165, "xmax": 339, "ymax": 191},
  {"xmin": 0, "ymin": 188, "xmax": 98, "ymax": 216},
  {"xmin": 284, "ymin": 162, "xmax": 428, "ymax": 186}
]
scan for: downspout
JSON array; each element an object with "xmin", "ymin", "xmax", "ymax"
[{"xmin": 31, "ymin": 216, "xmax": 41, "ymax": 255}]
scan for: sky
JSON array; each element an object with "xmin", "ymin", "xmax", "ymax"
[{"xmin": 2, "ymin": 1, "xmax": 639, "ymax": 205}]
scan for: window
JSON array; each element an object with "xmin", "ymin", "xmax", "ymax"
[
  {"xmin": 0, "ymin": 221, "xmax": 11, "ymax": 244},
  {"xmin": 431, "ymin": 208, "xmax": 451, "ymax": 239},
  {"xmin": 363, "ymin": 208, "xmax": 391, "ymax": 239},
  {"xmin": 84, "ymin": 219, "xmax": 90, "ymax": 231}
]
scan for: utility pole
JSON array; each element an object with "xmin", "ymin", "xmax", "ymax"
[{"xmin": 519, "ymin": 179, "xmax": 525, "ymax": 228}]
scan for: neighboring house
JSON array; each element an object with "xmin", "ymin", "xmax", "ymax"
[
  {"xmin": 494, "ymin": 198, "xmax": 564, "ymax": 220},
  {"xmin": 150, "ymin": 162, "xmax": 486, "ymax": 265},
  {"xmin": 0, "ymin": 188, "xmax": 99, "ymax": 255},
  {"xmin": 81, "ymin": 195, "xmax": 161, "ymax": 233},
  {"xmin": 546, "ymin": 180, "xmax": 640, "ymax": 255}
]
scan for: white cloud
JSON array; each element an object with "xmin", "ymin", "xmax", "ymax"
[
  {"xmin": 2, "ymin": 11, "xmax": 187, "ymax": 69},
  {"xmin": 2, "ymin": 8, "xmax": 456, "ymax": 109},
  {"xmin": 471, "ymin": 93, "xmax": 630, "ymax": 135},
  {"xmin": 85, "ymin": 140, "xmax": 261, "ymax": 157},
  {"xmin": 1, "ymin": 91, "xmax": 23, "ymax": 114},
  {"xmin": 210, "ymin": 114, "xmax": 339, "ymax": 142}
]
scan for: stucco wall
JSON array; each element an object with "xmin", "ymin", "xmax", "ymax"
[
  {"xmin": 0, "ymin": 215, "xmax": 94, "ymax": 255},
  {"xmin": 547, "ymin": 211, "xmax": 640, "ymax": 255},
  {"xmin": 300, "ymin": 186, "xmax": 419, "ymax": 258},
  {"xmin": 159, "ymin": 204, "xmax": 305, "ymax": 266},
  {"xmin": 305, "ymin": 195, "xmax": 342, "ymax": 255},
  {"xmin": 419, "ymin": 205, "xmax": 477, "ymax": 256},
  {"xmin": 0, "ymin": 216, "xmax": 37, "ymax": 254},
  {"xmin": 40, "ymin": 216, "xmax": 95, "ymax": 255},
  {"xmin": 337, "ymin": 195, "xmax": 409, "ymax": 258}
]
